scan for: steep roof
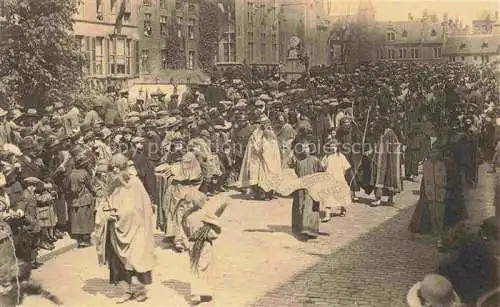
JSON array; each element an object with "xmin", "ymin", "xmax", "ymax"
[
  {"xmin": 376, "ymin": 21, "xmax": 445, "ymax": 44},
  {"xmin": 444, "ymin": 34, "xmax": 500, "ymax": 55}
]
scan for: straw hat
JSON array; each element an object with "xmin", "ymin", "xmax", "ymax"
[{"xmin": 407, "ymin": 274, "xmax": 461, "ymax": 307}]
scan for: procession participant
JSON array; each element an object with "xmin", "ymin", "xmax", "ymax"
[
  {"xmin": 458, "ymin": 115, "xmax": 480, "ymax": 189},
  {"xmin": 164, "ymin": 149, "xmax": 202, "ymax": 252},
  {"xmin": 105, "ymin": 153, "xmax": 154, "ymax": 304},
  {"xmin": 238, "ymin": 115, "xmax": 281, "ymax": 200},
  {"xmin": 370, "ymin": 117, "xmax": 402, "ymax": 207},
  {"xmin": 404, "ymin": 122, "xmax": 421, "ymax": 181},
  {"xmin": 292, "ymin": 142, "xmax": 323, "ymax": 241},
  {"xmin": 182, "ymin": 191, "xmax": 222, "ymax": 305},
  {"xmin": 232, "ymin": 113, "xmax": 253, "ymax": 178},
  {"xmin": 131, "ymin": 137, "xmax": 157, "ymax": 206},
  {"xmin": 168, "ymin": 93, "xmax": 180, "ymax": 113},
  {"xmin": 275, "ymin": 112, "xmax": 296, "ymax": 169},
  {"xmin": 312, "ymin": 101, "xmax": 330, "ymax": 157},
  {"xmin": 336, "ymin": 116, "xmax": 363, "ymax": 201},
  {"xmin": 409, "ymin": 146, "xmax": 447, "ymax": 248},
  {"xmin": 143, "ymin": 119, "xmax": 162, "ymax": 164},
  {"xmin": 68, "ymin": 148, "xmax": 96, "ymax": 248},
  {"xmin": 212, "ymin": 121, "xmax": 233, "ymax": 191},
  {"xmin": 321, "ymin": 139, "xmax": 351, "ymax": 222}
]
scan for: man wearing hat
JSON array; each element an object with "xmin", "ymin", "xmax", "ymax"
[
  {"xmin": 116, "ymin": 89, "xmax": 130, "ymax": 120},
  {"xmin": 130, "ymin": 95, "xmax": 147, "ymax": 113},
  {"xmin": 83, "ymin": 96, "xmax": 106, "ymax": 127}
]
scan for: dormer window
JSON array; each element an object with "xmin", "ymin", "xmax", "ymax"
[
  {"xmin": 482, "ymin": 41, "xmax": 489, "ymax": 48},
  {"xmin": 402, "ymin": 30, "xmax": 408, "ymax": 38},
  {"xmin": 430, "ymin": 29, "xmax": 437, "ymax": 37},
  {"xmin": 386, "ymin": 31, "xmax": 395, "ymax": 41},
  {"xmin": 460, "ymin": 42, "xmax": 467, "ymax": 49}
]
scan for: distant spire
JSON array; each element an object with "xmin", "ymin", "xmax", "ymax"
[{"xmin": 357, "ymin": 0, "xmax": 375, "ymax": 22}]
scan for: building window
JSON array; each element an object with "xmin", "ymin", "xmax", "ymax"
[
  {"xmin": 144, "ymin": 13, "xmax": 152, "ymax": 37},
  {"xmin": 461, "ymin": 56, "xmax": 465, "ymax": 61},
  {"xmin": 449, "ymin": 56, "xmax": 456, "ymax": 62},
  {"xmin": 175, "ymin": 0, "xmax": 182, "ymax": 10},
  {"xmin": 272, "ymin": 43, "xmax": 277, "ymax": 62},
  {"xmin": 161, "ymin": 49, "xmax": 167, "ymax": 69},
  {"xmin": 433, "ymin": 47, "xmax": 441, "ymax": 58},
  {"xmin": 474, "ymin": 55, "xmax": 478, "ymax": 60},
  {"xmin": 143, "ymin": 0, "xmax": 152, "ymax": 6},
  {"xmin": 409, "ymin": 48, "xmax": 419, "ymax": 58},
  {"xmin": 460, "ymin": 42, "xmax": 466, "ymax": 49},
  {"xmin": 399, "ymin": 48, "xmax": 407, "ymax": 58},
  {"xmin": 376, "ymin": 49, "xmax": 384, "ymax": 59},
  {"xmin": 248, "ymin": 2, "xmax": 254, "ymax": 24},
  {"xmin": 402, "ymin": 30, "xmax": 408, "ymax": 38},
  {"xmin": 160, "ymin": 0, "xmax": 167, "ymax": 9},
  {"xmin": 188, "ymin": 4, "xmax": 196, "ymax": 12},
  {"xmin": 110, "ymin": 37, "xmax": 126, "ymax": 74},
  {"xmin": 482, "ymin": 41, "xmax": 489, "ymax": 48},
  {"xmin": 387, "ymin": 49, "xmax": 395, "ymax": 59},
  {"xmin": 386, "ymin": 32, "xmax": 395, "ymax": 41},
  {"xmin": 141, "ymin": 49, "xmax": 150, "ymax": 73},
  {"xmin": 248, "ymin": 31, "xmax": 254, "ymax": 42},
  {"xmin": 94, "ymin": 37, "xmax": 104, "ymax": 75},
  {"xmin": 160, "ymin": 16, "xmax": 168, "ymax": 36},
  {"xmin": 482, "ymin": 55, "xmax": 490, "ymax": 63},
  {"xmin": 135, "ymin": 41, "xmax": 140, "ymax": 75},
  {"xmin": 126, "ymin": 39, "xmax": 133, "ymax": 75},
  {"xmin": 248, "ymin": 42, "xmax": 254, "ymax": 63},
  {"xmin": 260, "ymin": 33, "xmax": 266, "ymax": 41},
  {"xmin": 187, "ymin": 51, "xmax": 195, "ymax": 69},
  {"xmin": 261, "ymin": 43, "xmax": 266, "ymax": 61},
  {"xmin": 177, "ymin": 16, "xmax": 183, "ymax": 37},
  {"xmin": 188, "ymin": 18, "xmax": 195, "ymax": 39},
  {"xmin": 430, "ymin": 29, "xmax": 437, "ymax": 37}
]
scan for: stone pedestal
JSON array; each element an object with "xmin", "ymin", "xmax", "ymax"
[{"xmin": 280, "ymin": 57, "xmax": 306, "ymax": 82}]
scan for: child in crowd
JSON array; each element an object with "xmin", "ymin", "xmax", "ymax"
[
  {"xmin": 321, "ymin": 139, "xmax": 351, "ymax": 222},
  {"xmin": 36, "ymin": 183, "xmax": 58, "ymax": 250}
]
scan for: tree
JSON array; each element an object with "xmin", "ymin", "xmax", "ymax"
[
  {"xmin": 0, "ymin": 0, "xmax": 85, "ymax": 109},
  {"xmin": 198, "ymin": 0, "xmax": 220, "ymax": 71},
  {"xmin": 166, "ymin": 10, "xmax": 185, "ymax": 69}
]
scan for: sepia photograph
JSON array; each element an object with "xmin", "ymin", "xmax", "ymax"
[{"xmin": 0, "ymin": 0, "xmax": 499, "ymax": 306}]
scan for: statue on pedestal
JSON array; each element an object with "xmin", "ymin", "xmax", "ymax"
[{"xmin": 287, "ymin": 36, "xmax": 301, "ymax": 59}]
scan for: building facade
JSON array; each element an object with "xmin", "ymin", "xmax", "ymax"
[
  {"xmin": 443, "ymin": 14, "xmax": 500, "ymax": 65},
  {"xmin": 74, "ymin": 0, "xmax": 141, "ymax": 91},
  {"xmin": 374, "ymin": 20, "xmax": 446, "ymax": 62},
  {"xmin": 234, "ymin": 0, "xmax": 280, "ymax": 66}
]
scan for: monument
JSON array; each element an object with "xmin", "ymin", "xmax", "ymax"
[{"xmin": 281, "ymin": 35, "xmax": 306, "ymax": 82}]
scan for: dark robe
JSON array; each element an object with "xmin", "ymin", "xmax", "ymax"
[
  {"xmin": 371, "ymin": 128, "xmax": 402, "ymax": 195},
  {"xmin": 336, "ymin": 125, "xmax": 363, "ymax": 192},
  {"xmin": 292, "ymin": 155, "xmax": 323, "ymax": 238},
  {"xmin": 68, "ymin": 168, "xmax": 96, "ymax": 235},
  {"xmin": 312, "ymin": 113, "xmax": 330, "ymax": 156},
  {"xmin": 132, "ymin": 149, "xmax": 157, "ymax": 205}
]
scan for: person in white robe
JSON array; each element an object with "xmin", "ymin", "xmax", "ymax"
[{"xmin": 238, "ymin": 117, "xmax": 281, "ymax": 200}]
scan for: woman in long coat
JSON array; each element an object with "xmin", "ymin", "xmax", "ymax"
[{"xmin": 68, "ymin": 148, "xmax": 96, "ymax": 248}]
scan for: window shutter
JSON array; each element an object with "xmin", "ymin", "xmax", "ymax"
[
  {"xmin": 91, "ymin": 37, "xmax": 96, "ymax": 75},
  {"xmin": 104, "ymin": 38, "xmax": 109, "ymax": 75}
]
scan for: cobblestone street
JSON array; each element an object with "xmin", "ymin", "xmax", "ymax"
[{"xmin": 22, "ymin": 167, "xmax": 495, "ymax": 306}]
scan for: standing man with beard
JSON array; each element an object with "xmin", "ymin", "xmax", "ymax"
[
  {"xmin": 336, "ymin": 116, "xmax": 363, "ymax": 202},
  {"xmin": 232, "ymin": 114, "xmax": 254, "ymax": 182},
  {"xmin": 370, "ymin": 117, "xmax": 402, "ymax": 207}
]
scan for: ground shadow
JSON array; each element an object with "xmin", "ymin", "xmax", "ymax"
[
  {"xmin": 250, "ymin": 204, "xmax": 441, "ymax": 307},
  {"xmin": 244, "ymin": 225, "xmax": 292, "ymax": 235},
  {"xmin": 162, "ymin": 279, "xmax": 191, "ymax": 304},
  {"xmin": 82, "ymin": 278, "xmax": 124, "ymax": 299},
  {"xmin": 228, "ymin": 193, "xmax": 251, "ymax": 201}
]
